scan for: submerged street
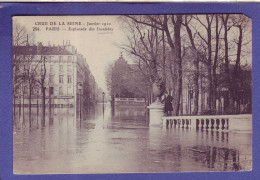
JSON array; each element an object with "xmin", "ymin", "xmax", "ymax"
[{"xmin": 13, "ymin": 104, "xmax": 252, "ymax": 174}]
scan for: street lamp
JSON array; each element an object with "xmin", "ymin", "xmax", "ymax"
[
  {"xmin": 102, "ymin": 92, "xmax": 105, "ymax": 129},
  {"xmin": 78, "ymin": 82, "xmax": 83, "ymax": 120},
  {"xmin": 37, "ymin": 89, "xmax": 39, "ymax": 116},
  {"xmin": 102, "ymin": 92, "xmax": 105, "ymax": 105}
]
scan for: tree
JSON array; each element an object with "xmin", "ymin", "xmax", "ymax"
[
  {"xmin": 119, "ymin": 15, "xmax": 166, "ymax": 100},
  {"xmin": 119, "ymin": 14, "xmax": 251, "ymax": 115},
  {"xmin": 121, "ymin": 15, "xmax": 184, "ymax": 115},
  {"xmin": 12, "ymin": 22, "xmax": 35, "ymax": 123},
  {"xmin": 36, "ymin": 53, "xmax": 47, "ymax": 126},
  {"xmin": 229, "ymin": 15, "xmax": 251, "ymax": 113}
]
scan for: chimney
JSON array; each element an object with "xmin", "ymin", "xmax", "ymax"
[
  {"xmin": 26, "ymin": 34, "xmax": 29, "ymax": 46},
  {"xmin": 37, "ymin": 42, "xmax": 40, "ymax": 52},
  {"xmin": 48, "ymin": 41, "xmax": 51, "ymax": 47},
  {"xmin": 37, "ymin": 42, "xmax": 43, "ymax": 53}
]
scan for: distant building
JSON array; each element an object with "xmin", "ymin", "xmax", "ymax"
[
  {"xmin": 110, "ymin": 54, "xmax": 147, "ymax": 99},
  {"xmin": 13, "ymin": 41, "xmax": 100, "ymax": 114}
]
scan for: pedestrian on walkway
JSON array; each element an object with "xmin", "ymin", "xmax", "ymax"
[{"xmin": 162, "ymin": 91, "xmax": 173, "ymax": 116}]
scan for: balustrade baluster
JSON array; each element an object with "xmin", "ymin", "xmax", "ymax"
[
  {"xmin": 186, "ymin": 119, "xmax": 189, "ymax": 129},
  {"xmin": 226, "ymin": 118, "xmax": 229, "ymax": 130},
  {"xmin": 206, "ymin": 119, "xmax": 209, "ymax": 129},
  {"xmin": 216, "ymin": 119, "xmax": 220, "ymax": 130},
  {"xmin": 166, "ymin": 119, "xmax": 169, "ymax": 128},
  {"xmin": 211, "ymin": 119, "xmax": 215, "ymax": 130},
  {"xmin": 182, "ymin": 119, "xmax": 185, "ymax": 128},
  {"xmin": 221, "ymin": 118, "xmax": 225, "ymax": 130},
  {"xmin": 201, "ymin": 119, "xmax": 204, "ymax": 130},
  {"xmin": 196, "ymin": 119, "xmax": 200, "ymax": 129}
]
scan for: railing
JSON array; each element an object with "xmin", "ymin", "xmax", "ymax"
[
  {"xmin": 162, "ymin": 114, "xmax": 252, "ymax": 132},
  {"xmin": 164, "ymin": 118, "xmax": 229, "ymax": 131},
  {"xmin": 115, "ymin": 98, "xmax": 145, "ymax": 102}
]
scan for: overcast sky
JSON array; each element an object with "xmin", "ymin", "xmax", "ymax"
[{"xmin": 13, "ymin": 15, "xmax": 127, "ymax": 93}]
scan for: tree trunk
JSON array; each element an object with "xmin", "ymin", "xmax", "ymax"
[
  {"xmin": 173, "ymin": 15, "xmax": 183, "ymax": 116},
  {"xmin": 22, "ymin": 89, "xmax": 25, "ymax": 125},
  {"xmin": 222, "ymin": 15, "xmax": 231, "ymax": 112},
  {"xmin": 233, "ymin": 25, "xmax": 243, "ymax": 113},
  {"xmin": 212, "ymin": 15, "xmax": 220, "ymax": 113},
  {"xmin": 41, "ymin": 56, "xmax": 46, "ymax": 126},
  {"xmin": 193, "ymin": 57, "xmax": 199, "ymax": 115},
  {"xmin": 42, "ymin": 86, "xmax": 45, "ymax": 126},
  {"xmin": 207, "ymin": 16, "xmax": 213, "ymax": 111},
  {"xmin": 184, "ymin": 15, "xmax": 199, "ymax": 115},
  {"xmin": 29, "ymin": 86, "xmax": 32, "ymax": 129}
]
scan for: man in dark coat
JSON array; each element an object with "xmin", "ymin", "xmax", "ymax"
[{"xmin": 162, "ymin": 91, "xmax": 173, "ymax": 116}]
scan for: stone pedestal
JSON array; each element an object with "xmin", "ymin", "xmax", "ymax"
[{"xmin": 147, "ymin": 98, "xmax": 164, "ymax": 127}]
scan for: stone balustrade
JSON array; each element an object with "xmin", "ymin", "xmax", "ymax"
[{"xmin": 161, "ymin": 114, "xmax": 252, "ymax": 132}]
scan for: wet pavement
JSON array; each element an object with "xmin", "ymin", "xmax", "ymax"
[{"xmin": 13, "ymin": 104, "xmax": 252, "ymax": 174}]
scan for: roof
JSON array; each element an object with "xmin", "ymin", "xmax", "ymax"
[{"xmin": 13, "ymin": 45, "xmax": 74, "ymax": 55}]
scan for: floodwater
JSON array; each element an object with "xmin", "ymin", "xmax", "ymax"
[{"xmin": 13, "ymin": 104, "xmax": 252, "ymax": 174}]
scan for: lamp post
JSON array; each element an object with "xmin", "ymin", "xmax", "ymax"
[
  {"xmin": 102, "ymin": 92, "xmax": 105, "ymax": 106},
  {"xmin": 78, "ymin": 82, "xmax": 82, "ymax": 120},
  {"xmin": 37, "ymin": 89, "xmax": 39, "ymax": 116},
  {"xmin": 102, "ymin": 92, "xmax": 105, "ymax": 129}
]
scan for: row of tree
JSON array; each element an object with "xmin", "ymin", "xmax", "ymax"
[
  {"xmin": 13, "ymin": 23, "xmax": 48, "ymax": 128},
  {"xmin": 119, "ymin": 14, "xmax": 252, "ymax": 115}
]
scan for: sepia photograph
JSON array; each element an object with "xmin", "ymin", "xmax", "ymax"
[{"xmin": 12, "ymin": 14, "xmax": 252, "ymax": 174}]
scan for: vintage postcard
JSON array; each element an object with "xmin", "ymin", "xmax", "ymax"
[{"xmin": 12, "ymin": 15, "xmax": 252, "ymax": 174}]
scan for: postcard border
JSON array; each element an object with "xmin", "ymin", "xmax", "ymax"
[{"xmin": 0, "ymin": 2, "xmax": 260, "ymax": 180}]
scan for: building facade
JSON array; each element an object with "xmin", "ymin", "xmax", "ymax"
[{"xmin": 13, "ymin": 41, "xmax": 99, "ymax": 115}]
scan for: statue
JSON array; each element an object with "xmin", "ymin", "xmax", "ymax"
[{"xmin": 152, "ymin": 76, "xmax": 166, "ymax": 102}]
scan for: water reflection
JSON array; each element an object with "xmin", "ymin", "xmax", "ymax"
[
  {"xmin": 186, "ymin": 146, "xmax": 241, "ymax": 171},
  {"xmin": 13, "ymin": 104, "xmax": 252, "ymax": 174}
]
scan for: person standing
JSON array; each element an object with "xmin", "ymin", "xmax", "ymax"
[{"xmin": 162, "ymin": 91, "xmax": 173, "ymax": 116}]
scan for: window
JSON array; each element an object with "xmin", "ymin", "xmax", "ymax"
[
  {"xmin": 67, "ymin": 65, "xmax": 72, "ymax": 73},
  {"xmin": 50, "ymin": 65, "xmax": 54, "ymax": 74},
  {"xmin": 59, "ymin": 56, "xmax": 63, "ymax": 63},
  {"xmin": 68, "ymin": 56, "xmax": 72, "ymax": 62},
  {"xmin": 59, "ymin": 86, "xmax": 63, "ymax": 95},
  {"xmin": 49, "ymin": 87, "xmax": 54, "ymax": 95},
  {"xmin": 49, "ymin": 75, "xmax": 54, "ymax": 84},
  {"xmin": 59, "ymin": 65, "xmax": 63, "ymax": 73},
  {"xmin": 59, "ymin": 75, "xmax": 63, "ymax": 84},
  {"xmin": 67, "ymin": 86, "xmax": 72, "ymax": 95},
  {"xmin": 67, "ymin": 75, "xmax": 72, "ymax": 84}
]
